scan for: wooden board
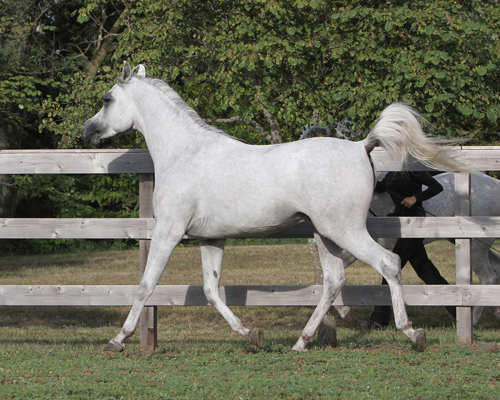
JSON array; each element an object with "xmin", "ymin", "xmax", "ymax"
[
  {"xmin": 1, "ymin": 147, "xmax": 500, "ymax": 174},
  {"xmin": 1, "ymin": 284, "xmax": 499, "ymax": 307},
  {"xmin": 0, "ymin": 149, "xmax": 154, "ymax": 174},
  {"xmin": 0, "ymin": 218, "xmax": 148, "ymax": 239},
  {"xmin": 3, "ymin": 217, "xmax": 500, "ymax": 239},
  {"xmin": 454, "ymin": 172, "xmax": 473, "ymax": 343},
  {"xmin": 370, "ymin": 146, "xmax": 500, "ymax": 172}
]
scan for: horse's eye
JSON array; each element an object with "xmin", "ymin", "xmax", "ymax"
[{"xmin": 103, "ymin": 93, "xmax": 112, "ymax": 104}]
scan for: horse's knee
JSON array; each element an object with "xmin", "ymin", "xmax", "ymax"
[
  {"xmin": 484, "ymin": 276, "xmax": 498, "ymax": 285},
  {"xmin": 137, "ymin": 283, "xmax": 156, "ymax": 301},
  {"xmin": 482, "ymin": 274, "xmax": 498, "ymax": 285},
  {"xmin": 323, "ymin": 269, "xmax": 347, "ymax": 294},
  {"xmin": 203, "ymin": 284, "xmax": 218, "ymax": 305}
]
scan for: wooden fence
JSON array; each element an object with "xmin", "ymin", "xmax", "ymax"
[{"xmin": 1, "ymin": 147, "xmax": 500, "ymax": 350}]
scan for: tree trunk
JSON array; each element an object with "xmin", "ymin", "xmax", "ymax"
[
  {"xmin": 58, "ymin": 7, "xmax": 129, "ymax": 149},
  {"xmin": 86, "ymin": 8, "xmax": 129, "ymax": 82},
  {"xmin": 0, "ymin": 125, "xmax": 22, "ymax": 218}
]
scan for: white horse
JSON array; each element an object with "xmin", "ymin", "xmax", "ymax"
[
  {"xmin": 83, "ymin": 62, "xmax": 468, "ymax": 352},
  {"xmin": 368, "ymin": 172, "xmax": 500, "ymax": 324}
]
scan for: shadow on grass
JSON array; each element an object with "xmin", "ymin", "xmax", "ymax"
[
  {"xmin": 0, "ymin": 306, "xmax": 128, "ymax": 328},
  {"xmin": 0, "ymin": 253, "xmax": 90, "ymax": 273},
  {"xmin": 0, "ymin": 250, "xmax": 137, "ymax": 274},
  {"xmin": 1, "ymin": 304, "xmax": 498, "ymax": 351},
  {"xmin": 0, "ymin": 335, "xmax": 112, "ymax": 348}
]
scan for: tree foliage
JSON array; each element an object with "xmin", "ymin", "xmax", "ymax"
[
  {"xmin": 42, "ymin": 0, "xmax": 500, "ymax": 147},
  {"xmin": 1, "ymin": 0, "xmax": 500, "ymax": 253},
  {"xmin": 114, "ymin": 0, "xmax": 500, "ymax": 143}
]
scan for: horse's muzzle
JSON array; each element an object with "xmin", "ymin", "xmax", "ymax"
[{"xmin": 82, "ymin": 119, "xmax": 104, "ymax": 144}]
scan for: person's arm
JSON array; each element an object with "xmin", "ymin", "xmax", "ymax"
[{"xmin": 413, "ymin": 172, "xmax": 443, "ymax": 203}]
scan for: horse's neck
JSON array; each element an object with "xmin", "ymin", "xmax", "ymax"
[{"xmin": 134, "ymin": 94, "xmax": 214, "ymax": 168}]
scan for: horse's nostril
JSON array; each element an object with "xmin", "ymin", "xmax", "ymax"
[{"xmin": 82, "ymin": 119, "xmax": 104, "ymax": 142}]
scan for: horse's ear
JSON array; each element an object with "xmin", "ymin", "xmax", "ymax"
[
  {"xmin": 134, "ymin": 64, "xmax": 146, "ymax": 78},
  {"xmin": 119, "ymin": 61, "xmax": 132, "ymax": 84}
]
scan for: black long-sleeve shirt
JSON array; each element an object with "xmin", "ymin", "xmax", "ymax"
[{"xmin": 375, "ymin": 171, "xmax": 443, "ymax": 216}]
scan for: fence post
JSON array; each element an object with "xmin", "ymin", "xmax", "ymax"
[
  {"xmin": 139, "ymin": 173, "xmax": 157, "ymax": 351},
  {"xmin": 454, "ymin": 172, "xmax": 473, "ymax": 344}
]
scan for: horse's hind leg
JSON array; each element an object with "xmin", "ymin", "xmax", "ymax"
[
  {"xmin": 471, "ymin": 239, "xmax": 499, "ymax": 324},
  {"xmin": 318, "ymin": 226, "xmax": 426, "ymax": 350},
  {"xmin": 200, "ymin": 239, "xmax": 264, "ymax": 347},
  {"xmin": 345, "ymin": 231, "xmax": 426, "ymax": 349},
  {"xmin": 487, "ymin": 249, "xmax": 500, "ymax": 322},
  {"xmin": 292, "ymin": 233, "xmax": 347, "ymax": 352}
]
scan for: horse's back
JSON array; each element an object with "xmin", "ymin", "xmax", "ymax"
[
  {"xmin": 243, "ymin": 137, "xmax": 374, "ymax": 205},
  {"xmin": 184, "ymin": 136, "xmax": 373, "ymax": 200}
]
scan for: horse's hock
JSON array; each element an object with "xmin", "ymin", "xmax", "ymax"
[{"xmin": 1, "ymin": 147, "xmax": 500, "ymax": 350}]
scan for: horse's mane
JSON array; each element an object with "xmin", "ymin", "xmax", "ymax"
[{"xmin": 134, "ymin": 75, "xmax": 232, "ymax": 138}]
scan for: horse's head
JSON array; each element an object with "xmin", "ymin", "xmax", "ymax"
[{"xmin": 83, "ymin": 61, "xmax": 146, "ymax": 145}]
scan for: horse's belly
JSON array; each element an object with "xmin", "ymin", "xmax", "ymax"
[{"xmin": 185, "ymin": 212, "xmax": 307, "ymax": 239}]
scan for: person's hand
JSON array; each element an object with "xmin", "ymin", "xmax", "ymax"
[{"xmin": 401, "ymin": 196, "xmax": 417, "ymax": 208}]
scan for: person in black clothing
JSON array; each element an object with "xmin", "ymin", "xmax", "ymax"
[{"xmin": 360, "ymin": 171, "xmax": 457, "ymax": 329}]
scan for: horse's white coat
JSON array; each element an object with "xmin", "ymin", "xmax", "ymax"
[{"xmin": 82, "ymin": 62, "xmax": 468, "ymax": 352}]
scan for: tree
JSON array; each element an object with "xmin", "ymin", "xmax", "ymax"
[
  {"xmin": 105, "ymin": 0, "xmax": 500, "ymax": 144},
  {"xmin": 0, "ymin": 0, "xmax": 136, "ymax": 253},
  {"xmin": 2, "ymin": 0, "xmax": 500, "ymax": 254},
  {"xmin": 0, "ymin": 0, "xmax": 71, "ymax": 221},
  {"xmin": 40, "ymin": 0, "xmax": 500, "ymax": 147}
]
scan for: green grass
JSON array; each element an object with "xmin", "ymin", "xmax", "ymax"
[{"xmin": 1, "ymin": 242, "xmax": 499, "ymax": 399}]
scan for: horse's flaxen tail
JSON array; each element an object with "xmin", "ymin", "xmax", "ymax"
[{"xmin": 362, "ymin": 103, "xmax": 470, "ymax": 172}]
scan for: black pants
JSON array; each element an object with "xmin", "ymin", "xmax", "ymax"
[{"xmin": 369, "ymin": 238, "xmax": 457, "ymax": 326}]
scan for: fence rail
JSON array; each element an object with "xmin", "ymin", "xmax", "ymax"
[
  {"xmin": 0, "ymin": 146, "xmax": 499, "ymax": 174},
  {"xmin": 2, "ymin": 216, "xmax": 500, "ymax": 239},
  {"xmin": 1, "ymin": 284, "xmax": 499, "ymax": 307},
  {"xmin": 1, "ymin": 146, "xmax": 499, "ymax": 349}
]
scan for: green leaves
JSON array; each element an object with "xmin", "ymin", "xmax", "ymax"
[
  {"xmin": 2, "ymin": 0, "xmax": 500, "ymax": 254},
  {"xmin": 477, "ymin": 66, "xmax": 488, "ymax": 76},
  {"xmin": 435, "ymin": 71, "xmax": 446, "ymax": 80},
  {"xmin": 458, "ymin": 105, "xmax": 474, "ymax": 116},
  {"xmin": 5, "ymin": 0, "xmax": 500, "ymax": 147}
]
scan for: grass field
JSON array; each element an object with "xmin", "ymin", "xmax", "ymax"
[{"xmin": 1, "ymin": 241, "xmax": 499, "ymax": 399}]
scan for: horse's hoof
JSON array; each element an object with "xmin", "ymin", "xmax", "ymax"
[
  {"xmin": 291, "ymin": 337, "xmax": 308, "ymax": 352},
  {"xmin": 249, "ymin": 329, "xmax": 264, "ymax": 348},
  {"xmin": 336, "ymin": 305, "xmax": 352, "ymax": 321},
  {"xmin": 413, "ymin": 328, "xmax": 426, "ymax": 351},
  {"xmin": 104, "ymin": 340, "xmax": 125, "ymax": 352}
]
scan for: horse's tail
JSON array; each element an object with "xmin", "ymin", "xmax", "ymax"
[{"xmin": 362, "ymin": 103, "xmax": 469, "ymax": 172}]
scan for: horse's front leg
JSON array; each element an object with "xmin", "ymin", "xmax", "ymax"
[
  {"xmin": 104, "ymin": 224, "xmax": 185, "ymax": 352},
  {"xmin": 200, "ymin": 239, "xmax": 264, "ymax": 347}
]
